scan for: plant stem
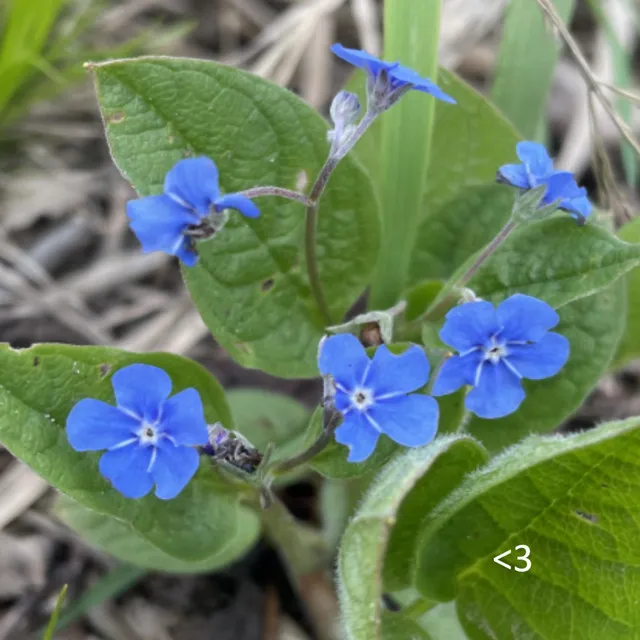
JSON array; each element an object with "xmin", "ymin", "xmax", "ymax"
[
  {"xmin": 236, "ymin": 186, "xmax": 313, "ymax": 207},
  {"xmin": 304, "ymin": 111, "xmax": 378, "ymax": 326},
  {"xmin": 423, "ymin": 219, "xmax": 518, "ymax": 321},
  {"xmin": 271, "ymin": 408, "xmax": 341, "ymax": 475}
]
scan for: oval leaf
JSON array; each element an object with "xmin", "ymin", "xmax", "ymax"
[
  {"xmin": 0, "ymin": 343, "xmax": 259, "ymax": 563},
  {"xmin": 337, "ymin": 436, "xmax": 487, "ymax": 639},
  {"xmin": 91, "ymin": 57, "xmax": 380, "ymax": 378},
  {"xmin": 416, "ymin": 418, "xmax": 640, "ymax": 638},
  {"xmin": 56, "ymin": 494, "xmax": 258, "ymax": 573}
]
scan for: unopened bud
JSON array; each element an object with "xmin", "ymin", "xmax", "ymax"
[{"xmin": 329, "ymin": 91, "xmax": 361, "ymax": 128}]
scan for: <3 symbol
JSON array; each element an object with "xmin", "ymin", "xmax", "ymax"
[{"xmin": 493, "ymin": 545, "xmax": 531, "ymax": 572}]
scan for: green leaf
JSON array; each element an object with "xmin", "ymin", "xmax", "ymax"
[
  {"xmin": 337, "ymin": 436, "xmax": 487, "ymax": 640},
  {"xmin": 91, "ymin": 57, "xmax": 380, "ymax": 379},
  {"xmin": 226, "ymin": 388, "xmax": 310, "ymax": 466},
  {"xmin": 56, "ymin": 494, "xmax": 256, "ymax": 572},
  {"xmin": 421, "ymin": 72, "xmax": 520, "ymax": 213},
  {"xmin": 369, "ymin": 0, "xmax": 441, "ymax": 309},
  {"xmin": 466, "ymin": 282, "xmax": 626, "ymax": 451},
  {"xmin": 381, "ymin": 613, "xmax": 432, "ymax": 640},
  {"xmin": 409, "ymin": 186, "xmax": 514, "ymax": 285},
  {"xmin": 468, "ymin": 216, "xmax": 640, "ymax": 308},
  {"xmin": 490, "ymin": 0, "xmax": 576, "ymax": 139},
  {"xmin": 415, "ymin": 418, "xmax": 640, "ymax": 638},
  {"xmin": 612, "ymin": 217, "xmax": 640, "ymax": 368},
  {"xmin": 383, "ymin": 438, "xmax": 488, "ymax": 591},
  {"xmin": 0, "ymin": 343, "xmax": 260, "ymax": 562}
]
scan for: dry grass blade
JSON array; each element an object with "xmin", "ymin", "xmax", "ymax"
[
  {"xmin": 350, "ymin": 0, "xmax": 381, "ymax": 55},
  {"xmin": 0, "ymin": 461, "xmax": 49, "ymax": 530},
  {"xmin": 535, "ymin": 0, "xmax": 640, "ymax": 164}
]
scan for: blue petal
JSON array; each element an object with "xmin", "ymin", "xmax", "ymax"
[
  {"xmin": 465, "ymin": 361, "xmax": 525, "ymax": 419},
  {"xmin": 335, "ymin": 388, "xmax": 352, "ymax": 413},
  {"xmin": 387, "ymin": 66, "xmax": 456, "ymax": 103},
  {"xmin": 505, "ymin": 332, "xmax": 569, "ymax": 380},
  {"xmin": 367, "ymin": 395, "xmax": 438, "ymax": 448},
  {"xmin": 541, "ymin": 171, "xmax": 576, "ymax": 205},
  {"xmin": 496, "ymin": 294, "xmax": 559, "ymax": 342},
  {"xmin": 99, "ymin": 443, "xmax": 154, "ymax": 499},
  {"xmin": 66, "ymin": 399, "xmax": 139, "ymax": 451},
  {"xmin": 214, "ymin": 193, "xmax": 261, "ymax": 219},
  {"xmin": 127, "ymin": 194, "xmax": 198, "ymax": 256},
  {"xmin": 112, "ymin": 364, "xmax": 172, "ymax": 422},
  {"xmin": 164, "ymin": 157, "xmax": 220, "ymax": 216},
  {"xmin": 516, "ymin": 141, "xmax": 554, "ymax": 177},
  {"xmin": 560, "ymin": 193, "xmax": 592, "ymax": 221},
  {"xmin": 365, "ymin": 344, "xmax": 430, "ymax": 397},
  {"xmin": 318, "ymin": 334, "xmax": 370, "ymax": 391},
  {"xmin": 497, "ymin": 163, "xmax": 530, "ymax": 189},
  {"xmin": 431, "ymin": 351, "xmax": 483, "ymax": 396},
  {"xmin": 150, "ymin": 440, "xmax": 200, "ymax": 500},
  {"xmin": 174, "ymin": 239, "xmax": 199, "ymax": 267},
  {"xmin": 330, "ymin": 43, "xmax": 387, "ymax": 76},
  {"xmin": 159, "ymin": 388, "xmax": 209, "ymax": 446},
  {"xmin": 440, "ymin": 301, "xmax": 499, "ymax": 352},
  {"xmin": 334, "ymin": 411, "xmax": 380, "ymax": 463}
]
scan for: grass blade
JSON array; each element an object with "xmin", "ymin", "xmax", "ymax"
[
  {"xmin": 43, "ymin": 585, "xmax": 68, "ymax": 640},
  {"xmin": 490, "ymin": 0, "xmax": 576, "ymax": 139},
  {"xmin": 369, "ymin": 0, "xmax": 442, "ymax": 309}
]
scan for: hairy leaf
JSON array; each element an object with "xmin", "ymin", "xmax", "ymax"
[
  {"xmin": 416, "ymin": 418, "xmax": 640, "ymax": 639},
  {"xmin": 0, "ymin": 344, "xmax": 259, "ymax": 562},
  {"xmin": 92, "ymin": 57, "xmax": 380, "ymax": 378}
]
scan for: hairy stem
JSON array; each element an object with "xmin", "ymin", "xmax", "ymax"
[
  {"xmin": 304, "ymin": 111, "xmax": 379, "ymax": 326},
  {"xmin": 270, "ymin": 408, "xmax": 341, "ymax": 475},
  {"xmin": 236, "ymin": 186, "xmax": 313, "ymax": 207},
  {"xmin": 423, "ymin": 220, "xmax": 518, "ymax": 321}
]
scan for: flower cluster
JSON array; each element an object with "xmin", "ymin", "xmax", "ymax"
[
  {"xmin": 66, "ymin": 364, "xmax": 209, "ymax": 499},
  {"xmin": 498, "ymin": 141, "xmax": 592, "ymax": 222},
  {"xmin": 67, "ymin": 45, "xmax": 583, "ymax": 494}
]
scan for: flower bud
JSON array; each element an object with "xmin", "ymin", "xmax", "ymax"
[{"xmin": 329, "ymin": 90, "xmax": 361, "ymax": 128}]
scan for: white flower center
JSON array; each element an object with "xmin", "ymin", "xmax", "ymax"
[
  {"xmin": 484, "ymin": 337, "xmax": 508, "ymax": 364},
  {"xmin": 137, "ymin": 422, "xmax": 159, "ymax": 445},
  {"xmin": 351, "ymin": 387, "xmax": 374, "ymax": 412}
]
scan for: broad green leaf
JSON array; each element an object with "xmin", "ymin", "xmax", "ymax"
[
  {"xmin": 416, "ymin": 418, "xmax": 640, "ymax": 639},
  {"xmin": 338, "ymin": 436, "xmax": 486, "ymax": 639},
  {"xmin": 490, "ymin": 0, "xmax": 576, "ymax": 139},
  {"xmin": 369, "ymin": 0, "xmax": 441, "ymax": 309},
  {"xmin": 612, "ymin": 217, "xmax": 640, "ymax": 368},
  {"xmin": 381, "ymin": 613, "xmax": 432, "ymax": 640},
  {"xmin": 91, "ymin": 57, "xmax": 380, "ymax": 378},
  {"xmin": 56, "ymin": 494, "xmax": 257, "ymax": 572},
  {"xmin": 418, "ymin": 603, "xmax": 468, "ymax": 640},
  {"xmin": 383, "ymin": 438, "xmax": 488, "ymax": 591},
  {"xmin": 226, "ymin": 388, "xmax": 310, "ymax": 466},
  {"xmin": 408, "ymin": 185, "xmax": 513, "ymax": 285},
  {"xmin": 422, "ymin": 71, "xmax": 520, "ymax": 212},
  {"xmin": 0, "ymin": 343, "xmax": 259, "ymax": 563},
  {"xmin": 467, "ymin": 216, "xmax": 640, "ymax": 308},
  {"xmin": 466, "ymin": 282, "xmax": 626, "ymax": 451}
]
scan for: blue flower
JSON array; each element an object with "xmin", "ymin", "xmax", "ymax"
[
  {"xmin": 432, "ymin": 294, "xmax": 570, "ymax": 419},
  {"xmin": 330, "ymin": 43, "xmax": 456, "ymax": 109},
  {"xmin": 318, "ymin": 334, "xmax": 438, "ymax": 462},
  {"xmin": 126, "ymin": 157, "xmax": 261, "ymax": 267},
  {"xmin": 66, "ymin": 364, "xmax": 209, "ymax": 499},
  {"xmin": 498, "ymin": 141, "xmax": 592, "ymax": 222}
]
